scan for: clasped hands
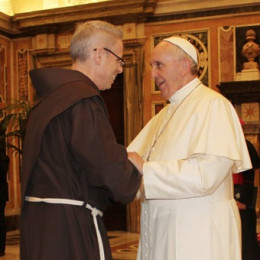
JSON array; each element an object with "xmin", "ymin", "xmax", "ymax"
[{"xmin": 128, "ymin": 152, "xmax": 144, "ymax": 175}]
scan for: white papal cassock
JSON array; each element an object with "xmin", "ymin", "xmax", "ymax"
[{"xmin": 127, "ymin": 78, "xmax": 252, "ymax": 260}]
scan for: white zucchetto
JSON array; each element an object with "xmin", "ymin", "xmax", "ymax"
[{"xmin": 163, "ymin": 36, "xmax": 198, "ymax": 64}]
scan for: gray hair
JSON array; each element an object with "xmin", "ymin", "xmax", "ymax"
[
  {"xmin": 70, "ymin": 20, "xmax": 123, "ymax": 62},
  {"xmin": 172, "ymin": 44, "xmax": 198, "ymax": 75}
]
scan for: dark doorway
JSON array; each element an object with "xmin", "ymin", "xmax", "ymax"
[
  {"xmin": 100, "ymin": 73, "xmax": 127, "ymax": 231},
  {"xmin": 100, "ymin": 73, "xmax": 124, "ymax": 146}
]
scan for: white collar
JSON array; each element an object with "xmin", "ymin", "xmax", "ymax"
[{"xmin": 169, "ymin": 78, "xmax": 201, "ymax": 104}]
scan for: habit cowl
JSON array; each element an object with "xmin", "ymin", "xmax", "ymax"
[{"xmin": 20, "ymin": 68, "xmax": 141, "ymax": 260}]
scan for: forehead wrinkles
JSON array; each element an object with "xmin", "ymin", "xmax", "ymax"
[{"xmin": 150, "ymin": 43, "xmax": 174, "ymax": 66}]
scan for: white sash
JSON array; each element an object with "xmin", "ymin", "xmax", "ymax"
[{"xmin": 25, "ymin": 196, "xmax": 105, "ymax": 260}]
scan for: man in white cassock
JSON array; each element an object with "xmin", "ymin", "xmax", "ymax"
[{"xmin": 127, "ymin": 36, "xmax": 252, "ymax": 260}]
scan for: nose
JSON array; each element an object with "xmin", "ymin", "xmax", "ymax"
[
  {"xmin": 151, "ymin": 67, "xmax": 158, "ymax": 79},
  {"xmin": 117, "ymin": 63, "xmax": 123, "ymax": 74}
]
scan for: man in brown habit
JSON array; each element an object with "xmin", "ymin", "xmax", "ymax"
[{"xmin": 20, "ymin": 20, "xmax": 142, "ymax": 260}]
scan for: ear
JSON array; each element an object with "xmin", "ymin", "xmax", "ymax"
[
  {"xmin": 181, "ymin": 57, "xmax": 191, "ymax": 75},
  {"xmin": 93, "ymin": 48, "xmax": 104, "ymax": 65}
]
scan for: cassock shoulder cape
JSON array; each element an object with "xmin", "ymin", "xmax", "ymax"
[{"xmin": 128, "ymin": 79, "xmax": 251, "ymax": 260}]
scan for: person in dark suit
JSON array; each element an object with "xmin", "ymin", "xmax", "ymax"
[
  {"xmin": 234, "ymin": 138, "xmax": 260, "ymax": 260},
  {"xmin": 0, "ymin": 146, "xmax": 9, "ymax": 257}
]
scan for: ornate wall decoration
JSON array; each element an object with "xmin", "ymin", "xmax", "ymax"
[
  {"xmin": 123, "ymin": 23, "xmax": 137, "ymax": 39},
  {"xmin": 152, "ymin": 30, "xmax": 209, "ymax": 92},
  {"xmin": 219, "ymin": 25, "xmax": 260, "ymax": 82},
  {"xmin": 241, "ymin": 102, "xmax": 260, "ymax": 122},
  {"xmin": 17, "ymin": 49, "xmax": 29, "ymax": 100},
  {"xmin": 0, "ymin": 45, "xmax": 7, "ymax": 102},
  {"xmin": 218, "ymin": 26, "xmax": 235, "ymax": 82},
  {"xmin": 0, "ymin": 45, "xmax": 7, "ymax": 121},
  {"xmin": 235, "ymin": 25, "xmax": 260, "ymax": 73}
]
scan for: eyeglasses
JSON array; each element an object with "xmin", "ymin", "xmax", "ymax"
[{"xmin": 94, "ymin": 48, "xmax": 125, "ymax": 67}]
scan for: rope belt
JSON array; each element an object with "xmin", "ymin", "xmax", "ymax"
[{"xmin": 25, "ymin": 196, "xmax": 105, "ymax": 260}]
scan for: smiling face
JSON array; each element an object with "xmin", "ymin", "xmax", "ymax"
[
  {"xmin": 98, "ymin": 39, "xmax": 124, "ymax": 91},
  {"xmin": 72, "ymin": 34, "xmax": 124, "ymax": 92},
  {"xmin": 150, "ymin": 41, "xmax": 187, "ymax": 100}
]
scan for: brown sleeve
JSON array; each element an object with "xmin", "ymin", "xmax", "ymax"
[{"xmin": 64, "ymin": 97, "xmax": 141, "ymax": 204}]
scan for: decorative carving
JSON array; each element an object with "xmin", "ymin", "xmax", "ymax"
[
  {"xmin": 0, "ymin": 45, "xmax": 7, "ymax": 103},
  {"xmin": 17, "ymin": 49, "xmax": 29, "ymax": 100},
  {"xmin": 32, "ymin": 33, "xmax": 56, "ymax": 52},
  {"xmin": 219, "ymin": 26, "xmax": 234, "ymax": 82},
  {"xmin": 242, "ymin": 29, "xmax": 260, "ymax": 70},
  {"xmin": 241, "ymin": 102, "xmax": 259, "ymax": 122},
  {"xmin": 236, "ymin": 28, "xmax": 260, "ymax": 81},
  {"xmin": 11, "ymin": 0, "xmax": 157, "ymax": 32},
  {"xmin": 57, "ymin": 35, "xmax": 73, "ymax": 50}
]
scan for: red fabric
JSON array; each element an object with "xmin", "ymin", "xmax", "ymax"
[
  {"xmin": 239, "ymin": 118, "xmax": 245, "ymax": 126},
  {"xmin": 233, "ymin": 173, "xmax": 244, "ymax": 185}
]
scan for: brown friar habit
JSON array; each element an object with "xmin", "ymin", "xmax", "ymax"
[{"xmin": 20, "ymin": 68, "xmax": 141, "ymax": 260}]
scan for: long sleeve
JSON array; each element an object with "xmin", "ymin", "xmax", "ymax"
[
  {"xmin": 143, "ymin": 154, "xmax": 234, "ymax": 200},
  {"xmin": 66, "ymin": 97, "xmax": 141, "ymax": 204}
]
